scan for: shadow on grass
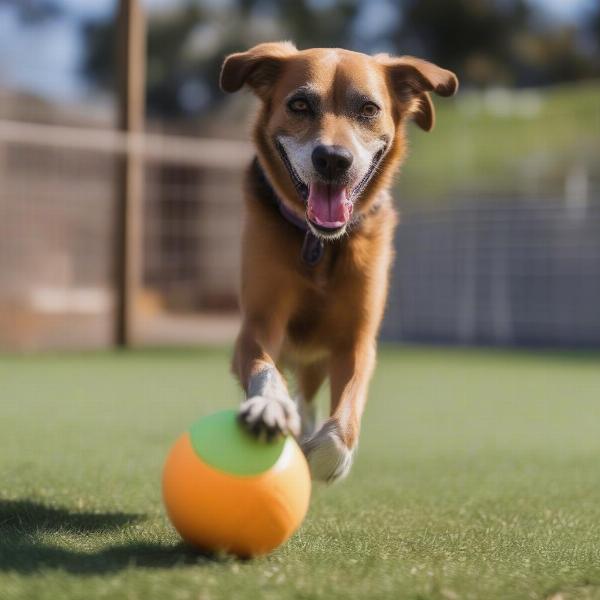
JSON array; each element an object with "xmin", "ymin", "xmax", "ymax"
[{"xmin": 0, "ymin": 499, "xmax": 224, "ymax": 574}]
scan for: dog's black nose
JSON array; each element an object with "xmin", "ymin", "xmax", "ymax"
[{"xmin": 311, "ymin": 144, "xmax": 353, "ymax": 180}]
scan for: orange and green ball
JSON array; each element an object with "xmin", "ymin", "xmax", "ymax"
[{"xmin": 162, "ymin": 409, "xmax": 311, "ymax": 557}]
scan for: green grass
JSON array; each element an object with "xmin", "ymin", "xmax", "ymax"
[
  {"xmin": 2, "ymin": 346, "xmax": 600, "ymax": 600},
  {"xmin": 399, "ymin": 81, "xmax": 600, "ymax": 199}
]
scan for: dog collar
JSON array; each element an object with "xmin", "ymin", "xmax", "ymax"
[{"xmin": 252, "ymin": 158, "xmax": 325, "ymax": 267}]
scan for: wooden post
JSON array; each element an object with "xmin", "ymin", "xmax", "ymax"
[{"xmin": 115, "ymin": 0, "xmax": 146, "ymax": 347}]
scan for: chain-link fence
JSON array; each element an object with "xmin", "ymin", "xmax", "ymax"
[
  {"xmin": 382, "ymin": 193, "xmax": 600, "ymax": 347},
  {"xmin": 1, "ymin": 117, "xmax": 599, "ymax": 351},
  {"xmin": 0, "ymin": 119, "xmax": 249, "ymax": 351}
]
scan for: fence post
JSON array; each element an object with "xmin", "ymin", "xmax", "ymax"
[{"xmin": 115, "ymin": 0, "xmax": 146, "ymax": 347}]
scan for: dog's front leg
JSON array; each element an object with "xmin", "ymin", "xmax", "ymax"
[
  {"xmin": 232, "ymin": 320, "xmax": 300, "ymax": 441},
  {"xmin": 302, "ymin": 341, "xmax": 376, "ymax": 482}
]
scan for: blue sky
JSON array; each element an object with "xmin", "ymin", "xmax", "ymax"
[
  {"xmin": 529, "ymin": 0, "xmax": 596, "ymax": 20},
  {"xmin": 0, "ymin": 0, "xmax": 596, "ymax": 103}
]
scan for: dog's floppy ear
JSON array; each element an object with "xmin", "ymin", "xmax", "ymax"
[
  {"xmin": 377, "ymin": 55, "xmax": 458, "ymax": 132},
  {"xmin": 220, "ymin": 41, "xmax": 298, "ymax": 99}
]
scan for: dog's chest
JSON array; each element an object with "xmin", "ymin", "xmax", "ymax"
[
  {"xmin": 285, "ymin": 255, "xmax": 350, "ymax": 352},
  {"xmin": 286, "ymin": 302, "xmax": 324, "ymax": 349}
]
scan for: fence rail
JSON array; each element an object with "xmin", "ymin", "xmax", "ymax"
[
  {"xmin": 0, "ymin": 120, "xmax": 246, "ymax": 351},
  {"xmin": 0, "ymin": 119, "xmax": 252, "ymax": 168}
]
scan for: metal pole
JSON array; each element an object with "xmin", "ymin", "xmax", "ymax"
[{"xmin": 115, "ymin": 0, "xmax": 146, "ymax": 347}]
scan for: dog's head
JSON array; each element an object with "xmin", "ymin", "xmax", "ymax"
[{"xmin": 221, "ymin": 42, "xmax": 457, "ymax": 239}]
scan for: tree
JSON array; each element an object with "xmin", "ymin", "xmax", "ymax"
[
  {"xmin": 80, "ymin": 0, "xmax": 359, "ymax": 119},
  {"xmin": 79, "ymin": 0, "xmax": 600, "ymax": 118},
  {"xmin": 393, "ymin": 0, "xmax": 532, "ymax": 86},
  {"xmin": 82, "ymin": 3, "xmax": 208, "ymax": 117}
]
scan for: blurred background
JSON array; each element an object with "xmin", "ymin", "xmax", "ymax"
[{"xmin": 1, "ymin": 0, "xmax": 599, "ymax": 352}]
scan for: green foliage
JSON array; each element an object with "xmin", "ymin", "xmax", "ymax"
[
  {"xmin": 278, "ymin": 0, "xmax": 360, "ymax": 50},
  {"xmin": 82, "ymin": 3, "xmax": 208, "ymax": 116},
  {"xmin": 395, "ymin": 0, "xmax": 531, "ymax": 84},
  {"xmin": 78, "ymin": 0, "xmax": 600, "ymax": 118},
  {"xmin": 400, "ymin": 81, "xmax": 600, "ymax": 200},
  {"xmin": 80, "ymin": 0, "xmax": 361, "ymax": 117},
  {"xmin": 395, "ymin": 0, "xmax": 596, "ymax": 87},
  {"xmin": 2, "ymin": 346, "xmax": 600, "ymax": 599}
]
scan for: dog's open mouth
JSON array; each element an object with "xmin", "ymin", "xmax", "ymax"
[
  {"xmin": 275, "ymin": 139, "xmax": 386, "ymax": 236},
  {"xmin": 307, "ymin": 183, "xmax": 353, "ymax": 232}
]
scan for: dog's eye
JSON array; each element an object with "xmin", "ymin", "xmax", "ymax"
[
  {"xmin": 360, "ymin": 102, "xmax": 380, "ymax": 118},
  {"xmin": 288, "ymin": 98, "xmax": 310, "ymax": 113}
]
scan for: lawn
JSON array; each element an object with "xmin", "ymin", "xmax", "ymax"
[
  {"xmin": 1, "ymin": 346, "xmax": 600, "ymax": 600},
  {"xmin": 399, "ymin": 81, "xmax": 600, "ymax": 200}
]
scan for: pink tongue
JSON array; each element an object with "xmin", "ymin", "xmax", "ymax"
[{"xmin": 307, "ymin": 182, "xmax": 352, "ymax": 228}]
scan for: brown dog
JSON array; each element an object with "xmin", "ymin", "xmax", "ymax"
[{"xmin": 220, "ymin": 43, "xmax": 457, "ymax": 482}]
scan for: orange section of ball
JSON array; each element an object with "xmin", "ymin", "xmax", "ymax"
[{"xmin": 162, "ymin": 432, "xmax": 311, "ymax": 557}]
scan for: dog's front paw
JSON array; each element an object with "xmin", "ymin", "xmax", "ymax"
[
  {"xmin": 301, "ymin": 419, "xmax": 354, "ymax": 483},
  {"xmin": 238, "ymin": 395, "xmax": 300, "ymax": 441}
]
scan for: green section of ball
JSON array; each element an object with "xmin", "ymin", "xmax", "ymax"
[{"xmin": 188, "ymin": 409, "xmax": 287, "ymax": 476}]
